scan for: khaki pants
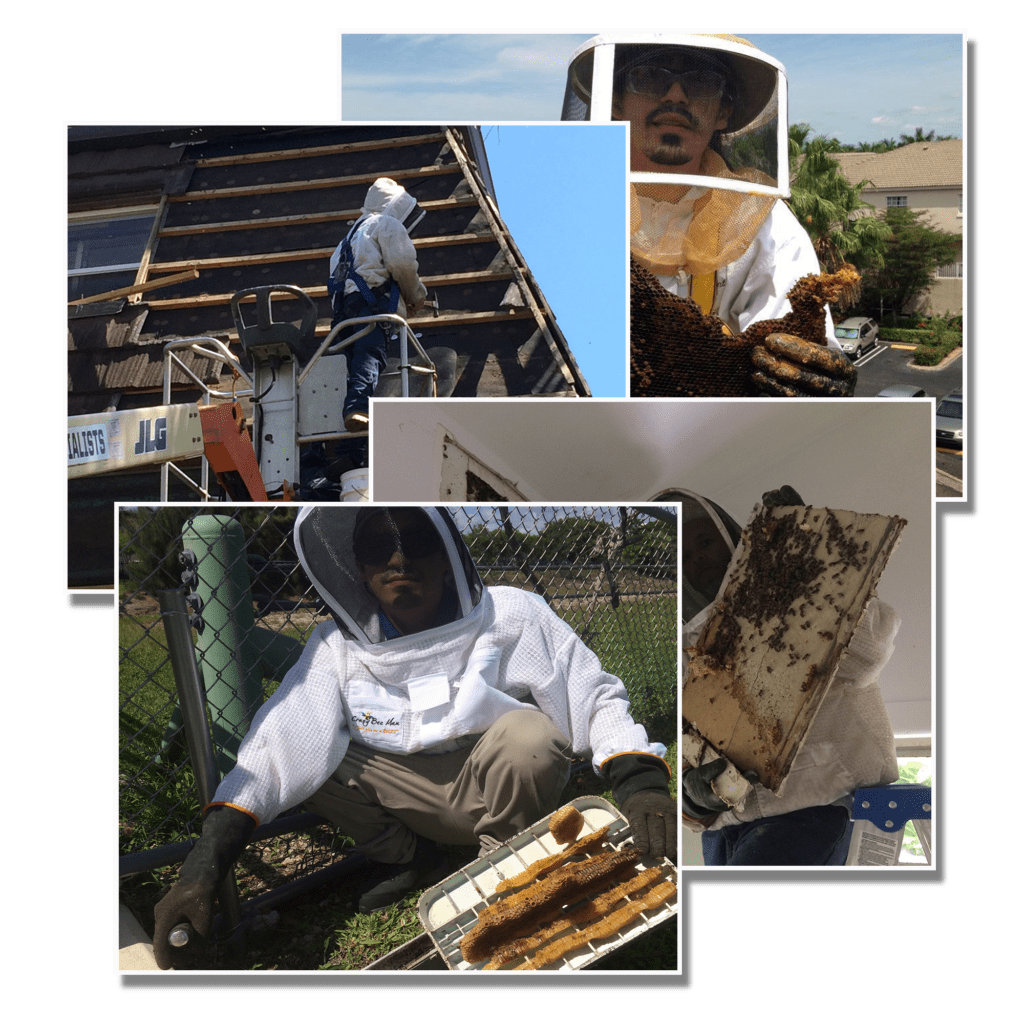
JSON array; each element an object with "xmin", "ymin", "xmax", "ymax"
[{"xmin": 304, "ymin": 709, "xmax": 572, "ymax": 864}]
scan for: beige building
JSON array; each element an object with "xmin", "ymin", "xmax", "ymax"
[{"xmin": 832, "ymin": 139, "xmax": 963, "ymax": 315}]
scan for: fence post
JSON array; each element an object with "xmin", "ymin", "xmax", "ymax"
[{"xmin": 158, "ymin": 588, "xmax": 243, "ymax": 945}]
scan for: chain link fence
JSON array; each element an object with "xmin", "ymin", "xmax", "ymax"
[{"xmin": 118, "ymin": 504, "xmax": 677, "ymax": 962}]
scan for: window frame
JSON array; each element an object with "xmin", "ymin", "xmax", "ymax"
[{"xmin": 68, "ymin": 203, "xmax": 163, "ymax": 303}]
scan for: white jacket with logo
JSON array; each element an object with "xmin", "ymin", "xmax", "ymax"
[{"xmin": 211, "ymin": 508, "xmax": 663, "ymax": 826}]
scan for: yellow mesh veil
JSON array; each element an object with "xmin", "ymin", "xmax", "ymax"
[{"xmin": 630, "ymin": 151, "xmax": 778, "ymax": 278}]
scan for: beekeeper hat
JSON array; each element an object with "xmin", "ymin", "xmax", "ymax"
[{"xmin": 611, "ymin": 35, "xmax": 778, "ymax": 134}]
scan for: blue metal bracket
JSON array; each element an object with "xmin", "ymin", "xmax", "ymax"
[{"xmin": 852, "ymin": 784, "xmax": 932, "ymax": 832}]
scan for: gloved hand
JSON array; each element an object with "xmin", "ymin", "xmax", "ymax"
[
  {"xmin": 680, "ymin": 758, "xmax": 732, "ymax": 819},
  {"xmin": 152, "ymin": 805, "xmax": 255, "ymax": 970},
  {"xmin": 751, "ymin": 332, "xmax": 857, "ymax": 397},
  {"xmin": 602, "ymin": 752, "xmax": 677, "ymax": 862},
  {"xmin": 762, "ymin": 484, "xmax": 805, "ymax": 507},
  {"xmin": 681, "ymin": 760, "xmax": 763, "ymax": 821},
  {"xmin": 618, "ymin": 789, "xmax": 677, "ymax": 862}
]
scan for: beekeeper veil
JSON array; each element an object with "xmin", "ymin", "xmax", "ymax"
[
  {"xmin": 294, "ymin": 506, "xmax": 482, "ymax": 644},
  {"xmin": 562, "ymin": 34, "xmax": 789, "ymax": 280},
  {"xmin": 653, "ymin": 489, "xmax": 743, "ymax": 635},
  {"xmin": 361, "ymin": 177, "xmax": 426, "ymax": 234}
]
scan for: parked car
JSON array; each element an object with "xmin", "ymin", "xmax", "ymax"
[
  {"xmin": 835, "ymin": 316, "xmax": 880, "ymax": 359},
  {"xmin": 877, "ymin": 384, "xmax": 927, "ymax": 397},
  {"xmin": 935, "ymin": 389, "xmax": 963, "ymax": 448}
]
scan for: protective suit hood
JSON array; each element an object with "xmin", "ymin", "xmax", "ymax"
[
  {"xmin": 564, "ymin": 34, "xmax": 792, "ymax": 284},
  {"xmin": 360, "ymin": 177, "xmax": 426, "ymax": 233},
  {"xmin": 562, "ymin": 33, "xmax": 788, "ymax": 199},
  {"xmin": 653, "ymin": 488, "xmax": 742, "ymax": 632},
  {"xmin": 295, "ymin": 506, "xmax": 483, "ymax": 645}
]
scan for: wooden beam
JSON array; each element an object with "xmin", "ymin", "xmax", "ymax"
[
  {"xmin": 194, "ymin": 132, "xmax": 446, "ymax": 168},
  {"xmin": 68, "ymin": 268, "xmax": 199, "ymax": 306},
  {"xmin": 156, "ymin": 198, "xmax": 479, "ymax": 237},
  {"xmin": 146, "ymin": 246, "xmax": 515, "ymax": 281},
  {"xmin": 152, "ymin": 248, "xmax": 336, "ymax": 272},
  {"xmin": 152, "ymin": 232, "xmax": 492, "ymax": 258},
  {"xmin": 167, "ymin": 163, "xmax": 463, "ymax": 203},
  {"xmin": 131, "ymin": 196, "xmax": 169, "ymax": 302},
  {"xmin": 145, "ymin": 274, "xmax": 516, "ymax": 310},
  {"xmin": 144, "ymin": 292, "xmax": 532, "ymax": 330}
]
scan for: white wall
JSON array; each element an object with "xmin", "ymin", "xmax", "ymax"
[{"xmin": 371, "ymin": 397, "xmax": 934, "ymax": 738}]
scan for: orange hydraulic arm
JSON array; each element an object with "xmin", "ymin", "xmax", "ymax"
[{"xmin": 198, "ymin": 403, "xmax": 279, "ymax": 501}]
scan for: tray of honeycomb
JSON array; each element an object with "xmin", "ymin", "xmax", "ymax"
[{"xmin": 416, "ymin": 796, "xmax": 678, "ymax": 972}]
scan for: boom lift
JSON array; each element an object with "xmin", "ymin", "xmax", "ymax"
[{"xmin": 67, "ymin": 285, "xmax": 455, "ymax": 501}]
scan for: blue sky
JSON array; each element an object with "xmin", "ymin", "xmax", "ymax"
[
  {"xmin": 341, "ymin": 34, "xmax": 963, "ymax": 144},
  {"xmin": 478, "ymin": 124, "xmax": 627, "ymax": 397}
]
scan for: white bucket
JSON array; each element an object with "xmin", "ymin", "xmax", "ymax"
[{"xmin": 340, "ymin": 468, "xmax": 370, "ymax": 502}]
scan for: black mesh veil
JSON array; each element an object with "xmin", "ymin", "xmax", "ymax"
[
  {"xmin": 294, "ymin": 506, "xmax": 484, "ymax": 644},
  {"xmin": 653, "ymin": 488, "xmax": 742, "ymax": 627}
]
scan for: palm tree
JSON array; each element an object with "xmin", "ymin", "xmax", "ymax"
[
  {"xmin": 851, "ymin": 137, "xmax": 898, "ymax": 153},
  {"xmin": 899, "ymin": 127, "xmax": 959, "ymax": 146},
  {"xmin": 787, "ymin": 128, "xmax": 893, "ymax": 306}
]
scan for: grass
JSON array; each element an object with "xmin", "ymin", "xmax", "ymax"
[
  {"xmin": 558, "ymin": 596, "xmax": 678, "ymax": 745},
  {"xmin": 321, "ymin": 895, "xmax": 426, "ymax": 970}
]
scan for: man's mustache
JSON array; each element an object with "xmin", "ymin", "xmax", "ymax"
[
  {"xmin": 646, "ymin": 102, "xmax": 698, "ymax": 129},
  {"xmin": 381, "ymin": 567, "xmax": 420, "ymax": 583}
]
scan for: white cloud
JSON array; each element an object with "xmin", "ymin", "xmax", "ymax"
[
  {"xmin": 494, "ymin": 38, "xmax": 579, "ymax": 74},
  {"xmin": 343, "ymin": 68, "xmax": 504, "ymax": 89},
  {"xmin": 341, "ymin": 36, "xmax": 588, "ymax": 119},
  {"xmin": 342, "ymin": 87, "xmax": 558, "ymax": 121}
]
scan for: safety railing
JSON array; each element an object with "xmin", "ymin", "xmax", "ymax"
[{"xmin": 159, "ymin": 306, "xmax": 436, "ymax": 501}]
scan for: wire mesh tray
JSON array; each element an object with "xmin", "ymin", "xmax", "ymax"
[{"xmin": 416, "ymin": 795, "xmax": 678, "ymax": 971}]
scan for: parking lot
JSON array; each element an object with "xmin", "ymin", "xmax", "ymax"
[
  {"xmin": 851, "ymin": 340, "xmax": 961, "ymax": 400},
  {"xmin": 848, "ymin": 340, "xmax": 964, "ymax": 496}
]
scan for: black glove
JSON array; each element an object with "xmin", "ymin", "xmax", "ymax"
[
  {"xmin": 152, "ymin": 805, "xmax": 255, "ymax": 970},
  {"xmin": 680, "ymin": 758, "xmax": 731, "ymax": 819},
  {"xmin": 751, "ymin": 332, "xmax": 857, "ymax": 397},
  {"xmin": 681, "ymin": 760, "xmax": 763, "ymax": 822},
  {"xmin": 603, "ymin": 753, "xmax": 677, "ymax": 862},
  {"xmin": 762, "ymin": 484, "xmax": 805, "ymax": 507}
]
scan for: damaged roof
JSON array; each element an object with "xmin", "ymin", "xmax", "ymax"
[{"xmin": 68, "ymin": 125, "xmax": 590, "ymax": 417}]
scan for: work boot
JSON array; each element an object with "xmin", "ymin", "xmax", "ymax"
[
  {"xmin": 344, "ymin": 410, "xmax": 369, "ymax": 433},
  {"xmin": 356, "ymin": 838, "xmax": 449, "ymax": 913}
]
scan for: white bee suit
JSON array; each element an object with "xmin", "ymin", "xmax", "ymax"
[
  {"xmin": 328, "ymin": 177, "xmax": 427, "ymax": 316},
  {"xmin": 210, "ymin": 507, "xmax": 664, "ymax": 829}
]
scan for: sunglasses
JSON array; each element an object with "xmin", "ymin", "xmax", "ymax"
[
  {"xmin": 354, "ymin": 517, "xmax": 443, "ymax": 565},
  {"xmin": 625, "ymin": 66, "xmax": 730, "ymax": 100}
]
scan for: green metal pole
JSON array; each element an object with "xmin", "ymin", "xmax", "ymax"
[{"xmin": 180, "ymin": 515, "xmax": 301, "ymax": 774}]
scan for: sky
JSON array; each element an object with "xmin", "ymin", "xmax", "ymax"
[
  {"xmin": 341, "ymin": 34, "xmax": 964, "ymax": 145},
  {"xmin": 477, "ymin": 124, "xmax": 627, "ymax": 397}
]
